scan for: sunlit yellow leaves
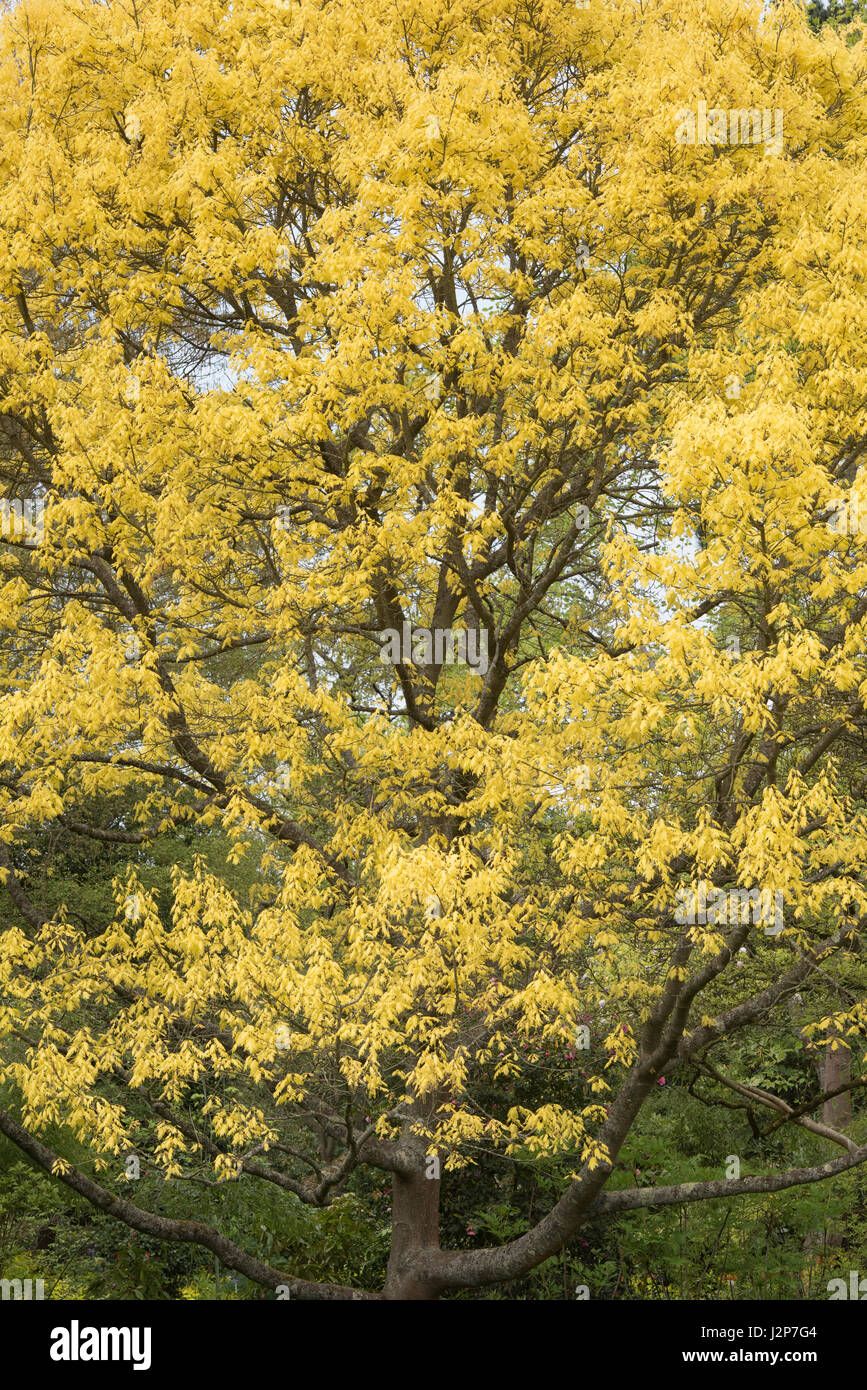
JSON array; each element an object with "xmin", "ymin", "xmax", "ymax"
[{"xmin": 0, "ymin": 0, "xmax": 863, "ymax": 1195}]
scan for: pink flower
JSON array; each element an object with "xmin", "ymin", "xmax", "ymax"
[
  {"xmin": 657, "ymin": 1076, "xmax": 666, "ymax": 1086},
  {"xmin": 466, "ymin": 1226, "xmax": 476, "ymax": 1236}
]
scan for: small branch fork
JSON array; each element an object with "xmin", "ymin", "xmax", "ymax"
[{"xmin": 695, "ymin": 1058, "xmax": 862, "ymax": 1154}]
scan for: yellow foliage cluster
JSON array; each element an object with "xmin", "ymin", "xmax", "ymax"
[{"xmin": 0, "ymin": 0, "xmax": 864, "ymax": 1187}]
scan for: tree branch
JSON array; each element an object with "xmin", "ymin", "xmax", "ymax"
[{"xmin": 0, "ymin": 1106, "xmax": 378, "ymax": 1300}]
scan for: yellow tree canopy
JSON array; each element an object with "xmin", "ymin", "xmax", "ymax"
[{"xmin": 0, "ymin": 0, "xmax": 865, "ymax": 1298}]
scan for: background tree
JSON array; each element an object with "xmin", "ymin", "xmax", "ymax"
[{"xmin": 804, "ymin": 0, "xmax": 866, "ymax": 40}]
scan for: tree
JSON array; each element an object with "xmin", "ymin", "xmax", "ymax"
[{"xmin": 0, "ymin": 0, "xmax": 866, "ymax": 1300}]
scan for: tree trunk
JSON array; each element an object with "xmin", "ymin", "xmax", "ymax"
[
  {"xmin": 822, "ymin": 1037, "xmax": 852, "ymax": 1133},
  {"xmin": 803, "ymin": 1029, "xmax": 851, "ymax": 1256},
  {"xmin": 383, "ymin": 1169, "xmax": 442, "ymax": 1300}
]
